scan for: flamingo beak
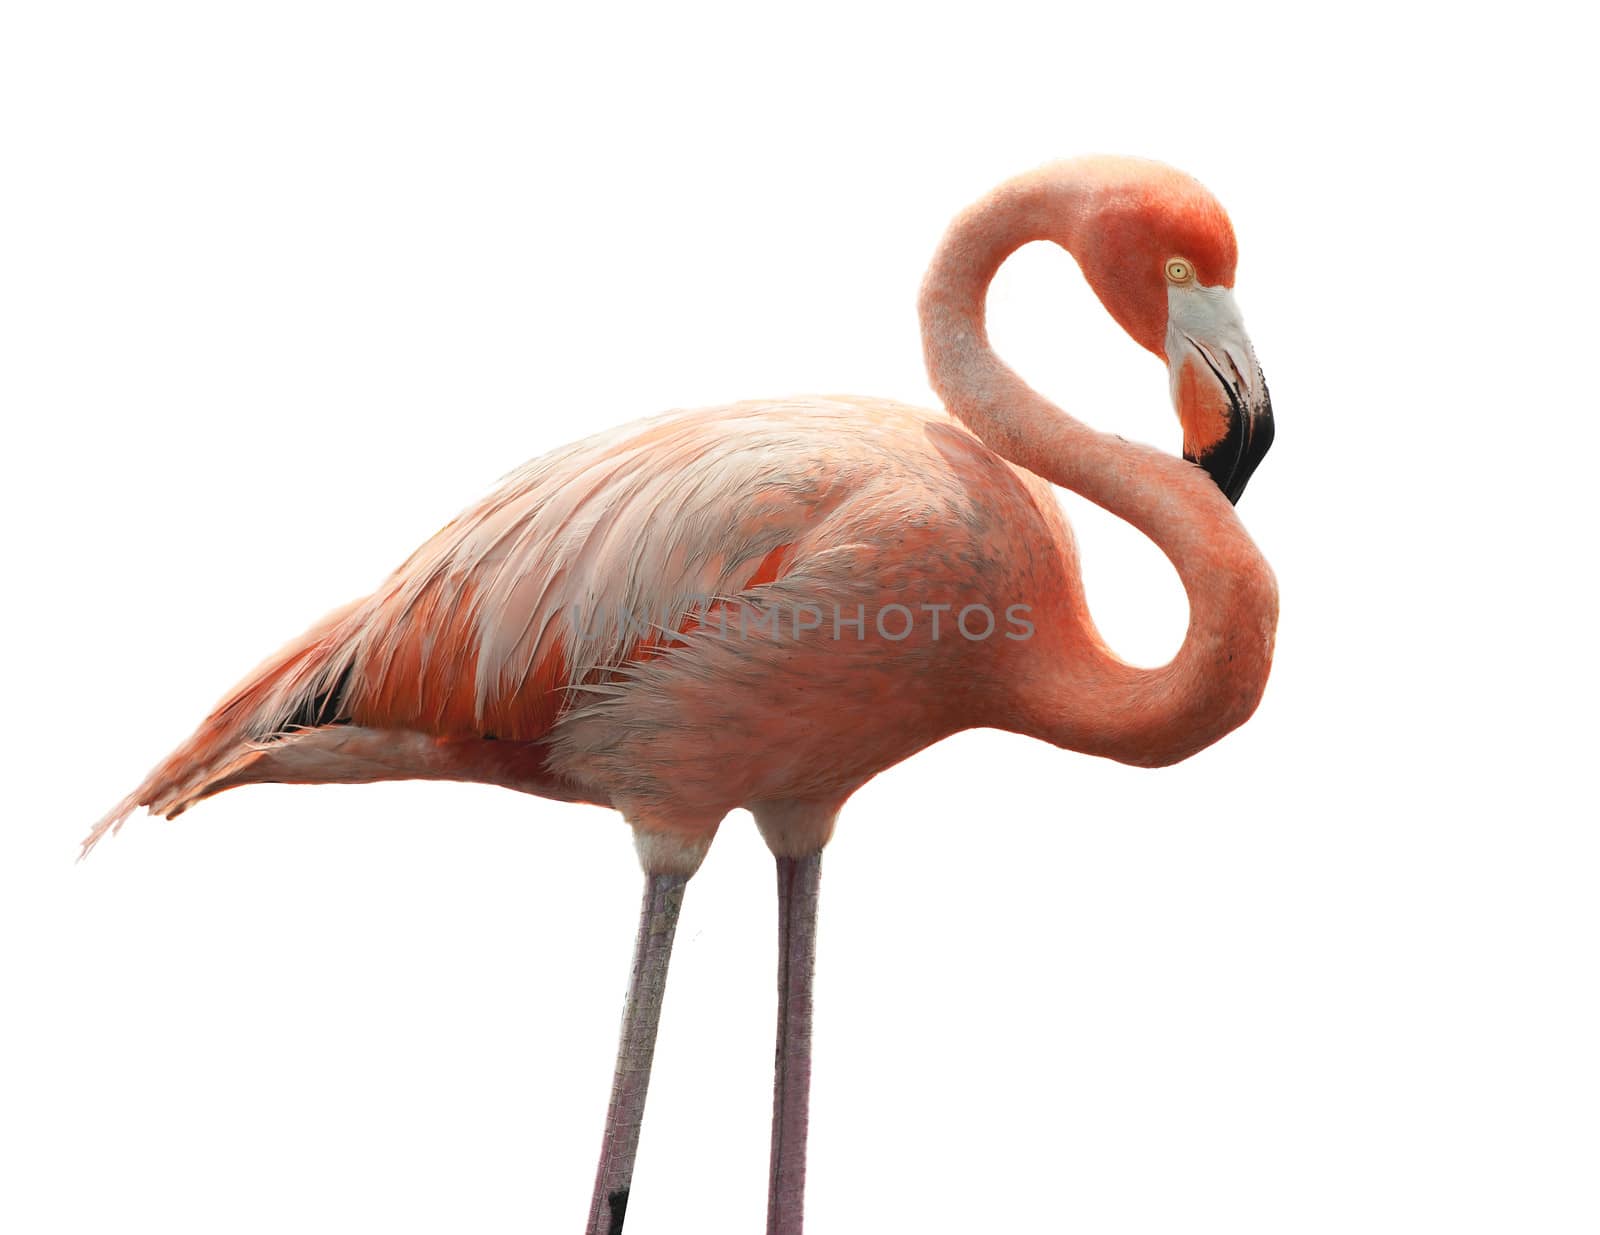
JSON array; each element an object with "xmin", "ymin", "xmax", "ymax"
[{"xmin": 1166, "ymin": 287, "xmax": 1274, "ymax": 504}]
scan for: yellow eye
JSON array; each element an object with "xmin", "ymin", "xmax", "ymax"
[{"xmin": 1165, "ymin": 258, "xmax": 1195, "ymax": 285}]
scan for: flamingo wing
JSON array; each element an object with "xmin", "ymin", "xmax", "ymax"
[{"xmin": 344, "ymin": 399, "xmax": 873, "ymax": 741}]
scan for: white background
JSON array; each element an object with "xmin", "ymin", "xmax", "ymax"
[{"xmin": 3, "ymin": 3, "xmax": 1595, "ymax": 1232}]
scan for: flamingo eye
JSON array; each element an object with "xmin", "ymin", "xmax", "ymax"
[{"xmin": 1165, "ymin": 258, "xmax": 1195, "ymax": 285}]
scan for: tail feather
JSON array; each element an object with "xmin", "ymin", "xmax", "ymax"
[{"xmin": 80, "ymin": 600, "xmax": 366, "ymax": 858}]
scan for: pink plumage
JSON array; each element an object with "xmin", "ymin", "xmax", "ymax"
[{"xmin": 84, "ymin": 155, "xmax": 1278, "ymax": 1234}]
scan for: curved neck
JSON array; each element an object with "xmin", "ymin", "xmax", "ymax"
[{"xmin": 918, "ymin": 166, "xmax": 1278, "ymax": 766}]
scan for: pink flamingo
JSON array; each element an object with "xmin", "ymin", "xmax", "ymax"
[{"xmin": 84, "ymin": 155, "xmax": 1277, "ymax": 1233}]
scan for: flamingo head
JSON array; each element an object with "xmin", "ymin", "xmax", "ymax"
[{"xmin": 1069, "ymin": 158, "xmax": 1274, "ymax": 503}]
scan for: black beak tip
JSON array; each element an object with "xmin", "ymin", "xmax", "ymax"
[{"xmin": 1187, "ymin": 382, "xmax": 1274, "ymax": 505}]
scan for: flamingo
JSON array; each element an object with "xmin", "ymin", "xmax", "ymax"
[{"xmin": 83, "ymin": 155, "xmax": 1277, "ymax": 1233}]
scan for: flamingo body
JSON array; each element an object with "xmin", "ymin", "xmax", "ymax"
[{"xmin": 87, "ymin": 396, "xmax": 1089, "ymax": 866}]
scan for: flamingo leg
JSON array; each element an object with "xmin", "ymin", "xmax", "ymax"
[
  {"xmin": 585, "ymin": 871, "xmax": 688, "ymax": 1235},
  {"xmin": 767, "ymin": 851, "xmax": 822, "ymax": 1235}
]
